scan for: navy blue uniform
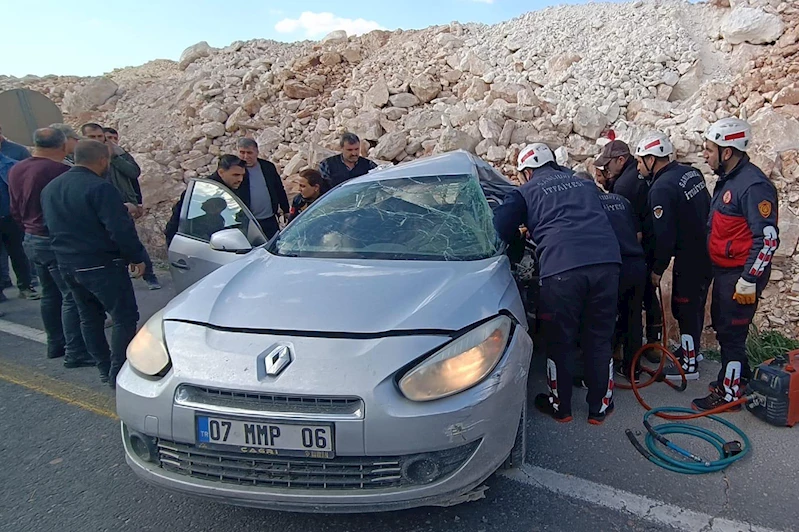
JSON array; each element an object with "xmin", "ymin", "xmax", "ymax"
[
  {"xmin": 42, "ymin": 166, "xmax": 144, "ymax": 385},
  {"xmin": 494, "ymin": 164, "xmax": 620, "ymax": 417},
  {"xmin": 648, "ymin": 161, "xmax": 711, "ymax": 373},
  {"xmin": 600, "ymin": 192, "xmax": 646, "ymax": 373},
  {"xmin": 611, "ymin": 157, "xmax": 662, "ymax": 343},
  {"xmin": 708, "ymin": 155, "xmax": 779, "ymax": 397}
]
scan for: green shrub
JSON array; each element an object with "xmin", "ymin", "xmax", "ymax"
[{"xmin": 701, "ymin": 326, "xmax": 798, "ymax": 366}]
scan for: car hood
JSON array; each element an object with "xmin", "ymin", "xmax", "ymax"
[{"xmin": 164, "ymin": 248, "xmax": 519, "ymax": 334}]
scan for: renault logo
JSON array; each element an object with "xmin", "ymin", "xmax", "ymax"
[{"xmin": 265, "ymin": 345, "xmax": 292, "ymax": 376}]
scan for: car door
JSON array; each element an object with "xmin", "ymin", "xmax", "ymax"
[{"xmin": 168, "ymin": 178, "xmax": 266, "ymax": 293}]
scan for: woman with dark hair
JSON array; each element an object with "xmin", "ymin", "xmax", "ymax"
[{"xmin": 288, "ymin": 169, "xmax": 330, "ymax": 222}]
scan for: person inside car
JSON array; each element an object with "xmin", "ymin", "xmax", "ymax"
[{"xmin": 288, "ymin": 169, "xmax": 330, "ymax": 223}]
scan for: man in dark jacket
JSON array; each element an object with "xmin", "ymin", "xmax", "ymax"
[
  {"xmin": 318, "ymin": 132, "xmax": 378, "ymax": 187},
  {"xmin": 164, "ymin": 155, "xmax": 248, "ymax": 246},
  {"xmin": 81, "ymin": 123, "xmax": 161, "ymax": 290},
  {"xmin": 595, "ymin": 139, "xmax": 662, "ymax": 352},
  {"xmin": 41, "ymin": 140, "xmax": 147, "ymax": 388},
  {"xmin": 635, "ymin": 132, "xmax": 712, "ymax": 383},
  {"xmin": 494, "ymin": 143, "xmax": 621, "ymax": 425},
  {"xmin": 236, "ymin": 138, "xmax": 289, "ymax": 238},
  {"xmin": 693, "ymin": 118, "xmax": 780, "ymax": 410}
]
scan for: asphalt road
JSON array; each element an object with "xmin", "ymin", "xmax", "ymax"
[{"xmin": 0, "ymin": 272, "xmax": 795, "ymax": 532}]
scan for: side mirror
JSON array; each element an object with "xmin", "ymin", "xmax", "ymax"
[{"xmin": 209, "ymin": 228, "xmax": 252, "ymax": 253}]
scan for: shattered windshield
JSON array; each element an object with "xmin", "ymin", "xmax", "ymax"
[{"xmin": 272, "ymin": 174, "xmax": 501, "ymax": 261}]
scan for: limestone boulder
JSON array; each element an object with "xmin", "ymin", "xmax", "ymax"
[
  {"xmin": 410, "ymin": 73, "xmax": 441, "ymax": 104},
  {"xmin": 720, "ymin": 7, "xmax": 785, "ymax": 45},
  {"xmin": 179, "ymin": 41, "xmax": 212, "ymax": 70},
  {"xmin": 372, "ymin": 131, "xmax": 408, "ymax": 161},
  {"xmin": 572, "ymin": 106, "xmax": 607, "ymax": 139}
]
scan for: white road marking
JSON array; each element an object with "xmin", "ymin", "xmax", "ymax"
[
  {"xmin": 503, "ymin": 465, "xmax": 782, "ymax": 532},
  {"xmin": 0, "ymin": 319, "xmax": 784, "ymax": 531},
  {"xmin": 0, "ymin": 319, "xmax": 47, "ymax": 345}
]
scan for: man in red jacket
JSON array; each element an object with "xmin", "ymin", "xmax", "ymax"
[{"xmin": 694, "ymin": 118, "xmax": 780, "ymax": 411}]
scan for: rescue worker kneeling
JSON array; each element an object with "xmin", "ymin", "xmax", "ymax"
[
  {"xmin": 694, "ymin": 118, "xmax": 780, "ymax": 410},
  {"xmin": 494, "ymin": 144, "xmax": 621, "ymax": 424}
]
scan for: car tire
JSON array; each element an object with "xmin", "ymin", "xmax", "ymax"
[{"xmin": 500, "ymin": 389, "xmax": 527, "ymax": 470}]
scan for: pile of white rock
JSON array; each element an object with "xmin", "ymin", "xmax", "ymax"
[{"xmin": 1, "ymin": 0, "xmax": 797, "ymax": 337}]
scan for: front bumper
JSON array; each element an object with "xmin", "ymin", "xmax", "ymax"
[{"xmin": 117, "ymin": 321, "xmax": 532, "ymax": 512}]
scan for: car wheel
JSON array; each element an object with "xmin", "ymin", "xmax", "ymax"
[{"xmin": 500, "ymin": 389, "xmax": 527, "ymax": 470}]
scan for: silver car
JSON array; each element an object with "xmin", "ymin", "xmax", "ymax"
[{"xmin": 117, "ymin": 151, "xmax": 534, "ymax": 512}]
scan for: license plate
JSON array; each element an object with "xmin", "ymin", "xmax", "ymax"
[{"xmin": 196, "ymin": 415, "xmax": 335, "ymax": 459}]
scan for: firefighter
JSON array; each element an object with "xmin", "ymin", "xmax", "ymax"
[
  {"xmin": 595, "ymin": 140, "xmax": 662, "ymax": 358},
  {"xmin": 494, "ymin": 143, "xmax": 621, "ymax": 425},
  {"xmin": 693, "ymin": 118, "xmax": 779, "ymax": 411},
  {"xmin": 636, "ymin": 132, "xmax": 712, "ymax": 382}
]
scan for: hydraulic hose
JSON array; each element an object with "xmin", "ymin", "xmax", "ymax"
[
  {"xmin": 626, "ymin": 406, "xmax": 750, "ymax": 474},
  {"xmin": 617, "ymin": 286, "xmax": 753, "ymax": 473}
]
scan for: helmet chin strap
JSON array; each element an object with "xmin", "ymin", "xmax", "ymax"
[
  {"xmin": 644, "ymin": 156, "xmax": 656, "ymax": 178},
  {"xmin": 714, "ymin": 145, "xmax": 728, "ymax": 178}
]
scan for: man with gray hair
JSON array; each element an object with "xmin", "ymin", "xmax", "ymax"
[
  {"xmin": 42, "ymin": 139, "xmax": 147, "ymax": 388},
  {"xmin": 318, "ymin": 132, "xmax": 377, "ymax": 187},
  {"xmin": 49, "ymin": 123, "xmax": 81, "ymax": 165},
  {"xmin": 8, "ymin": 128, "xmax": 94, "ymax": 366},
  {"xmin": 236, "ymin": 138, "xmax": 289, "ymax": 238}
]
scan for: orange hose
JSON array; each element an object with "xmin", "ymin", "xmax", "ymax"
[{"xmin": 614, "ymin": 285, "xmax": 748, "ymax": 419}]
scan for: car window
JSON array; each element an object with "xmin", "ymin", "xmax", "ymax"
[
  {"xmin": 272, "ymin": 174, "xmax": 501, "ymax": 261},
  {"xmin": 179, "ymin": 181, "xmax": 254, "ymax": 243}
]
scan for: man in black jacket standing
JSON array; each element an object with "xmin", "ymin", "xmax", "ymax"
[
  {"xmin": 164, "ymin": 155, "xmax": 248, "ymax": 246},
  {"xmin": 41, "ymin": 140, "xmax": 147, "ymax": 388},
  {"xmin": 319, "ymin": 132, "xmax": 378, "ymax": 187},
  {"xmin": 236, "ymin": 138, "xmax": 289, "ymax": 238},
  {"xmin": 595, "ymin": 140, "xmax": 662, "ymax": 355}
]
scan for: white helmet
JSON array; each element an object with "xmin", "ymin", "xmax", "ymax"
[
  {"xmin": 635, "ymin": 132, "xmax": 673, "ymax": 159},
  {"xmin": 517, "ymin": 143, "xmax": 555, "ymax": 171},
  {"xmin": 704, "ymin": 118, "xmax": 751, "ymax": 152}
]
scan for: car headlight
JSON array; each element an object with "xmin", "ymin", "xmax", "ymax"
[
  {"xmin": 127, "ymin": 309, "xmax": 171, "ymax": 376},
  {"xmin": 399, "ymin": 315, "xmax": 512, "ymax": 402}
]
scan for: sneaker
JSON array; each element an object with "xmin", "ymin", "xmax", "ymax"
[
  {"xmin": 99, "ymin": 372, "xmax": 110, "ymax": 384},
  {"xmin": 663, "ymin": 361, "xmax": 700, "ymax": 382},
  {"xmin": 615, "ymin": 365, "xmax": 641, "ymax": 384},
  {"xmin": 588, "ymin": 402, "xmax": 615, "ymax": 425},
  {"xmin": 708, "ymin": 379, "xmax": 750, "ymax": 393},
  {"xmin": 18, "ymin": 288, "xmax": 41, "ymax": 301},
  {"xmin": 64, "ymin": 358, "xmax": 97, "ymax": 369},
  {"xmin": 692, "ymin": 388, "xmax": 742, "ymax": 412},
  {"xmin": 0, "ymin": 279, "xmax": 12, "ymax": 290},
  {"xmin": 534, "ymin": 393, "xmax": 573, "ymax": 423},
  {"xmin": 145, "ymin": 278, "xmax": 162, "ymax": 291}
]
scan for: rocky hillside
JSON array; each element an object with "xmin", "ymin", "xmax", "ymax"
[{"xmin": 1, "ymin": 0, "xmax": 797, "ymax": 338}]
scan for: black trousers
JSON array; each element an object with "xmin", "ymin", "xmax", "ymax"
[
  {"xmin": 617, "ymin": 258, "xmax": 646, "ymax": 368},
  {"xmin": 671, "ymin": 265, "xmax": 710, "ymax": 372},
  {"xmin": 62, "ymin": 261, "xmax": 139, "ymax": 382},
  {"xmin": 643, "ymin": 261, "xmax": 663, "ymax": 343},
  {"xmin": 0, "ymin": 215, "xmax": 32, "ymax": 290},
  {"xmin": 258, "ymin": 216, "xmax": 280, "ymax": 239},
  {"xmin": 711, "ymin": 267, "xmax": 769, "ymax": 398},
  {"xmin": 538, "ymin": 263, "xmax": 619, "ymax": 416}
]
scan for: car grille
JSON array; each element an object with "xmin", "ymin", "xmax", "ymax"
[
  {"xmin": 157, "ymin": 439, "xmax": 480, "ymax": 490},
  {"xmin": 175, "ymin": 385, "xmax": 363, "ymax": 418}
]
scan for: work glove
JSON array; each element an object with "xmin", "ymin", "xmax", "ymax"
[{"xmin": 733, "ymin": 278, "xmax": 756, "ymax": 305}]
